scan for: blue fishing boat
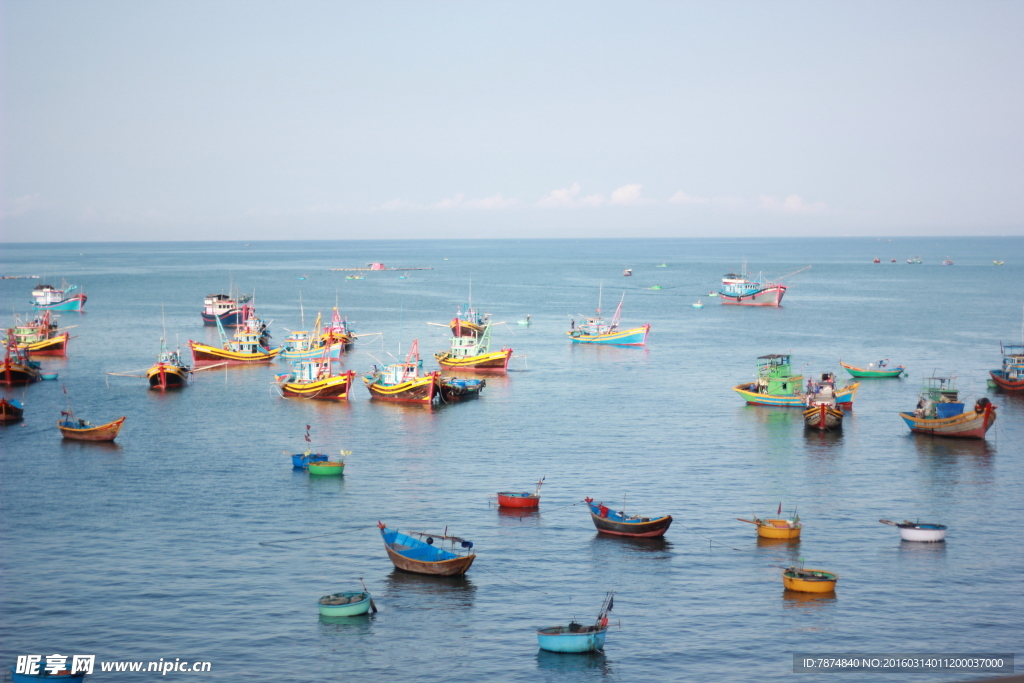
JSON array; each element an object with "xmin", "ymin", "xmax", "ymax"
[
  {"xmin": 537, "ymin": 592, "xmax": 615, "ymax": 653},
  {"xmin": 377, "ymin": 522, "xmax": 476, "ymax": 576},
  {"xmin": 568, "ymin": 288, "xmax": 649, "ymax": 346},
  {"xmin": 31, "ymin": 283, "xmax": 87, "ymax": 312}
]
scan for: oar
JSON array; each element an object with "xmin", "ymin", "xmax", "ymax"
[
  {"xmin": 737, "ymin": 518, "xmax": 760, "ymax": 525},
  {"xmin": 359, "ymin": 577, "xmax": 377, "ymax": 613},
  {"xmin": 879, "ymin": 519, "xmax": 898, "ymax": 526}
]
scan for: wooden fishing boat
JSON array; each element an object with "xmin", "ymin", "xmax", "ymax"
[
  {"xmin": 880, "ymin": 519, "xmax": 947, "ymax": 542},
  {"xmin": 201, "ymin": 291, "xmax": 250, "ymax": 326},
  {"xmin": 989, "ymin": 342, "xmax": 1024, "ymax": 391},
  {"xmin": 840, "ymin": 359, "xmax": 906, "ymax": 378},
  {"xmin": 147, "ymin": 340, "xmax": 190, "ymax": 390},
  {"xmin": 377, "ymin": 522, "xmax": 476, "ymax": 576},
  {"xmin": 718, "ymin": 264, "xmax": 787, "ymax": 306},
  {"xmin": 308, "ymin": 461, "xmax": 345, "ymax": 476},
  {"xmin": 734, "ymin": 355, "xmax": 858, "ymax": 408},
  {"xmin": 437, "ymin": 377, "xmax": 485, "ymax": 402},
  {"xmin": 907, "ymin": 257, "xmax": 923, "ymax": 264},
  {"xmin": 622, "ymin": 268, "xmax": 632, "ymax": 276},
  {"xmin": 568, "ymin": 289, "xmax": 649, "ymax": 346},
  {"xmin": 497, "ymin": 478, "xmax": 544, "ymax": 508},
  {"xmin": 434, "ymin": 307, "xmax": 512, "ymax": 371},
  {"xmin": 2, "ymin": 333, "xmax": 42, "ymax": 386},
  {"xmin": 57, "ymin": 414, "xmax": 125, "ymax": 441},
  {"xmin": 782, "ymin": 567, "xmax": 837, "ymax": 593},
  {"xmin": 364, "ymin": 340, "xmax": 439, "ymax": 404},
  {"xmin": 11, "ymin": 665, "xmax": 86, "ymax": 682},
  {"xmin": 319, "ymin": 307, "xmax": 356, "ymax": 349},
  {"xmin": 31, "ymin": 282, "xmax": 87, "ymax": 311},
  {"xmin": 190, "ymin": 315, "xmax": 279, "ymax": 364},
  {"xmin": 803, "ymin": 402, "xmax": 843, "ymax": 430},
  {"xmin": 8, "ymin": 312, "xmax": 71, "ymax": 356},
  {"xmin": 738, "ymin": 513, "xmax": 802, "ymax": 539},
  {"xmin": 584, "ymin": 498, "xmax": 672, "ymax": 537},
  {"xmin": 449, "ymin": 303, "xmax": 490, "ymax": 338},
  {"xmin": 318, "ymin": 591, "xmax": 371, "ymax": 617},
  {"xmin": 0, "ymin": 397, "xmax": 25, "ymax": 422},
  {"xmin": 276, "ymin": 353, "xmax": 356, "ymax": 400},
  {"xmin": 537, "ymin": 592, "xmax": 614, "ymax": 653},
  {"xmin": 898, "ymin": 376, "xmax": 997, "ymax": 439}
]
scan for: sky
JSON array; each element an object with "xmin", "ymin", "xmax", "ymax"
[{"xmin": 1, "ymin": 0, "xmax": 1022, "ymax": 241}]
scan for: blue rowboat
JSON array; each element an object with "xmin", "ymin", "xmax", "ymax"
[
  {"xmin": 537, "ymin": 592, "xmax": 615, "ymax": 653},
  {"xmin": 378, "ymin": 522, "xmax": 476, "ymax": 576},
  {"xmin": 11, "ymin": 666, "xmax": 86, "ymax": 681},
  {"xmin": 292, "ymin": 451, "xmax": 328, "ymax": 468},
  {"xmin": 317, "ymin": 591, "xmax": 372, "ymax": 617}
]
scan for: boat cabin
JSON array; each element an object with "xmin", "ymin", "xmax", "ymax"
[
  {"xmin": 290, "ymin": 358, "xmax": 331, "ymax": 383},
  {"xmin": 32, "ymin": 284, "xmax": 76, "ymax": 306},
  {"xmin": 1000, "ymin": 344, "xmax": 1024, "ymax": 380},
  {"xmin": 379, "ymin": 361, "xmax": 419, "ymax": 386},
  {"xmin": 282, "ymin": 330, "xmax": 311, "ymax": 352},
  {"xmin": 447, "ymin": 334, "xmax": 485, "ymax": 358},
  {"xmin": 756, "ymin": 354, "xmax": 800, "ymax": 395},
  {"xmin": 229, "ymin": 330, "xmax": 266, "ymax": 354},
  {"xmin": 203, "ymin": 293, "xmax": 238, "ymax": 316}
]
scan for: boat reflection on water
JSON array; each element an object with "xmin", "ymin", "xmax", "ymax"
[
  {"xmin": 59, "ymin": 439, "xmax": 123, "ymax": 454},
  {"xmin": 911, "ymin": 435, "xmax": 993, "ymax": 461},
  {"xmin": 898, "ymin": 538, "xmax": 948, "ymax": 557},
  {"xmin": 496, "ymin": 506, "xmax": 541, "ymax": 523},
  {"xmin": 757, "ymin": 535, "xmax": 801, "ymax": 550},
  {"xmin": 589, "ymin": 534, "xmax": 673, "ymax": 557},
  {"xmin": 384, "ymin": 570, "xmax": 476, "ymax": 611},
  {"xmin": 536, "ymin": 649, "xmax": 611, "ymax": 673},
  {"xmin": 782, "ymin": 589, "xmax": 837, "ymax": 610},
  {"xmin": 317, "ymin": 612, "xmax": 373, "ymax": 633}
]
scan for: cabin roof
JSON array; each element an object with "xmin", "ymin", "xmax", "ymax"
[{"xmin": 757, "ymin": 354, "xmax": 790, "ymax": 360}]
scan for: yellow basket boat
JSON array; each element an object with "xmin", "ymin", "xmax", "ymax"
[
  {"xmin": 782, "ymin": 567, "xmax": 837, "ymax": 593},
  {"xmin": 738, "ymin": 517, "xmax": 802, "ymax": 539}
]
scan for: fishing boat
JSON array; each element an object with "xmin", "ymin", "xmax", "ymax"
[
  {"xmin": 782, "ymin": 567, "xmax": 837, "ymax": 593},
  {"xmin": 537, "ymin": 592, "xmax": 615, "ymax": 653},
  {"xmin": 318, "ymin": 591, "xmax": 372, "ymax": 617},
  {"xmin": 738, "ymin": 511, "xmax": 802, "ymax": 539},
  {"xmin": 146, "ymin": 338, "xmax": 191, "ymax": 390},
  {"xmin": 517, "ymin": 315, "xmax": 531, "ymax": 326},
  {"xmin": 31, "ymin": 282, "xmax": 87, "ymax": 311},
  {"xmin": 568, "ymin": 289, "xmax": 650, "ymax": 346},
  {"xmin": 891, "ymin": 258, "xmax": 897, "ymax": 263},
  {"xmin": 656, "ymin": 263, "xmax": 667, "ymax": 268},
  {"xmin": 364, "ymin": 340, "xmax": 439, "ymax": 404},
  {"xmin": 57, "ymin": 413, "xmax": 125, "ymax": 441},
  {"xmin": 692, "ymin": 300, "xmax": 703, "ymax": 308},
  {"xmin": 276, "ymin": 358, "xmax": 356, "ymax": 400},
  {"xmin": 718, "ymin": 263, "xmax": 788, "ymax": 306},
  {"xmin": 2, "ymin": 333, "xmax": 42, "ymax": 386},
  {"xmin": 279, "ymin": 328, "xmax": 344, "ymax": 361},
  {"xmin": 11, "ymin": 665, "xmax": 87, "ymax": 682},
  {"xmin": 649, "ymin": 285, "xmax": 662, "ymax": 290},
  {"xmin": 989, "ymin": 342, "xmax": 1024, "ymax": 391},
  {"xmin": 437, "ymin": 377, "xmax": 486, "ymax": 402},
  {"xmin": 0, "ymin": 397, "xmax": 24, "ymax": 422},
  {"xmin": 993, "ymin": 260, "xmax": 1005, "ymax": 266},
  {"xmin": 840, "ymin": 359, "xmax": 906, "ymax": 378},
  {"xmin": 189, "ymin": 315, "xmax": 279, "ymax": 364},
  {"xmin": 377, "ymin": 522, "xmax": 476, "ymax": 576},
  {"xmin": 733, "ymin": 355, "xmax": 858, "ymax": 408},
  {"xmin": 873, "ymin": 258, "xmax": 880, "ymax": 263},
  {"xmin": 434, "ymin": 312, "xmax": 512, "ymax": 371},
  {"xmin": 622, "ymin": 268, "xmax": 632, "ymax": 276},
  {"xmin": 450, "ymin": 302, "xmax": 490, "ymax": 338},
  {"xmin": 8, "ymin": 312, "xmax": 71, "ymax": 356},
  {"xmin": 497, "ymin": 478, "xmax": 544, "ymax": 508},
  {"xmin": 584, "ymin": 497, "xmax": 672, "ymax": 537},
  {"xmin": 942, "ymin": 258, "xmax": 954, "ymax": 266},
  {"xmin": 880, "ymin": 519, "xmax": 947, "ymax": 542},
  {"xmin": 907, "ymin": 257, "xmax": 923, "ymax": 264},
  {"xmin": 803, "ymin": 399, "xmax": 843, "ymax": 431},
  {"xmin": 899, "ymin": 376, "xmax": 996, "ymax": 439},
  {"xmin": 319, "ymin": 308, "xmax": 356, "ymax": 349},
  {"xmin": 200, "ymin": 292, "xmax": 251, "ymax": 326}
]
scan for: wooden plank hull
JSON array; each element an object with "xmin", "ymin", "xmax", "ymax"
[
  {"xmin": 567, "ymin": 324, "xmax": 650, "ymax": 346},
  {"xmin": 589, "ymin": 511, "xmax": 672, "ymax": 538},
  {"xmin": 803, "ymin": 403, "xmax": 843, "ymax": 430},
  {"xmin": 364, "ymin": 373, "xmax": 437, "ymax": 403},
  {"xmin": 278, "ymin": 371, "xmax": 355, "ymax": 400},
  {"xmin": 58, "ymin": 417, "xmax": 125, "ymax": 442},
  {"xmin": 735, "ymin": 382, "xmax": 858, "ymax": 407},
  {"xmin": 23, "ymin": 333, "xmax": 70, "ymax": 356},
  {"xmin": 384, "ymin": 544, "xmax": 476, "ymax": 576},
  {"xmin": 989, "ymin": 370, "xmax": 1024, "ymax": 391},
  {"xmin": 719, "ymin": 284, "xmax": 786, "ymax": 306},
  {"xmin": 0, "ymin": 398, "xmax": 24, "ymax": 422},
  {"xmin": 32, "ymin": 294, "xmax": 87, "ymax": 311},
  {"xmin": 434, "ymin": 348, "xmax": 512, "ymax": 371},
  {"xmin": 840, "ymin": 361, "xmax": 905, "ymax": 378},
  {"xmin": 1, "ymin": 360, "xmax": 41, "ymax": 386},
  {"xmin": 189, "ymin": 340, "xmax": 279, "ymax": 364},
  {"xmin": 147, "ymin": 364, "xmax": 189, "ymax": 389},
  {"xmin": 899, "ymin": 403, "xmax": 996, "ymax": 439}
]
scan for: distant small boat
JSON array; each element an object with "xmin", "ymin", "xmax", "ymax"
[
  {"xmin": 318, "ymin": 591, "xmax": 372, "ymax": 617},
  {"xmin": 993, "ymin": 260, "xmax": 1004, "ymax": 266},
  {"xmin": 308, "ymin": 461, "xmax": 345, "ymax": 476},
  {"xmin": 840, "ymin": 359, "xmax": 906, "ymax": 378},
  {"xmin": 649, "ymin": 285, "xmax": 662, "ymax": 290},
  {"xmin": 738, "ymin": 514, "xmax": 801, "ymax": 539},
  {"xmin": 41, "ymin": 373, "xmax": 59, "ymax": 380},
  {"xmin": 873, "ymin": 258, "xmax": 880, "ymax": 263},
  {"xmin": 497, "ymin": 478, "xmax": 544, "ymax": 508},
  {"xmin": 622, "ymin": 269, "xmax": 632, "ymax": 276},
  {"xmin": 345, "ymin": 275, "xmax": 365, "ymax": 280},
  {"xmin": 58, "ymin": 414, "xmax": 125, "ymax": 442},
  {"xmin": 568, "ymin": 288, "xmax": 650, "ymax": 346},
  {"xmin": 890, "ymin": 258, "xmax": 897, "ymax": 263},
  {"xmin": 584, "ymin": 497, "xmax": 672, "ymax": 537},
  {"xmin": 656, "ymin": 263, "xmax": 667, "ymax": 268},
  {"xmin": 0, "ymin": 397, "xmax": 24, "ymax": 423},
  {"xmin": 880, "ymin": 519, "xmax": 947, "ymax": 542},
  {"xmin": 31, "ymin": 282, "xmax": 87, "ymax": 312},
  {"xmin": 907, "ymin": 257, "xmax": 923, "ymax": 264},
  {"xmin": 537, "ymin": 592, "xmax": 615, "ymax": 653},
  {"xmin": 377, "ymin": 522, "xmax": 476, "ymax": 576},
  {"xmin": 782, "ymin": 566, "xmax": 837, "ymax": 593},
  {"xmin": 517, "ymin": 315, "xmax": 531, "ymax": 326},
  {"xmin": 718, "ymin": 262, "xmax": 788, "ymax": 306},
  {"xmin": 692, "ymin": 300, "xmax": 703, "ymax": 308},
  {"xmin": 942, "ymin": 259, "xmax": 954, "ymax": 266},
  {"xmin": 707, "ymin": 291, "xmax": 718, "ymax": 297},
  {"xmin": 399, "ymin": 273, "xmax": 409, "ymax": 279}
]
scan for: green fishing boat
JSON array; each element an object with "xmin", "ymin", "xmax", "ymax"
[{"xmin": 840, "ymin": 359, "xmax": 905, "ymax": 378}]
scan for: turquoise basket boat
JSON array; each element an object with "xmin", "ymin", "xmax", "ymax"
[
  {"xmin": 317, "ymin": 591, "xmax": 372, "ymax": 617},
  {"xmin": 537, "ymin": 592, "xmax": 615, "ymax": 653}
]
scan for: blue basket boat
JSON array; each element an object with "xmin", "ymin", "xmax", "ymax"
[
  {"xmin": 317, "ymin": 591, "xmax": 372, "ymax": 617},
  {"xmin": 537, "ymin": 592, "xmax": 615, "ymax": 653}
]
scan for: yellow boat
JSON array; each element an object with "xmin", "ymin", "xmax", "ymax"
[
  {"xmin": 189, "ymin": 339, "xmax": 279, "ymax": 364},
  {"xmin": 738, "ymin": 517, "xmax": 802, "ymax": 539},
  {"xmin": 434, "ymin": 348, "xmax": 512, "ymax": 371},
  {"xmin": 782, "ymin": 567, "xmax": 837, "ymax": 593}
]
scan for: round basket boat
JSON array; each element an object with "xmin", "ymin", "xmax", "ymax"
[
  {"xmin": 757, "ymin": 519, "xmax": 801, "ymax": 540},
  {"xmin": 497, "ymin": 492, "xmax": 540, "ymax": 508},
  {"xmin": 782, "ymin": 567, "xmax": 837, "ymax": 593},
  {"xmin": 40, "ymin": 373, "xmax": 60, "ymax": 380},
  {"xmin": 318, "ymin": 591, "xmax": 371, "ymax": 617},
  {"xmin": 308, "ymin": 461, "xmax": 345, "ymax": 476},
  {"xmin": 898, "ymin": 523, "xmax": 947, "ymax": 542}
]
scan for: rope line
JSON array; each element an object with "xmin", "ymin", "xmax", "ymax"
[
  {"xmin": 259, "ymin": 525, "xmax": 373, "ymax": 546},
  {"xmin": 475, "ymin": 565, "xmax": 550, "ymax": 594},
  {"xmin": 670, "ymin": 522, "xmax": 748, "ymax": 552}
]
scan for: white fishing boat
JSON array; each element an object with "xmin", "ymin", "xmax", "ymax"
[{"xmin": 880, "ymin": 519, "xmax": 947, "ymax": 542}]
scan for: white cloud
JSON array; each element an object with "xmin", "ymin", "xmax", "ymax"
[
  {"xmin": 2, "ymin": 193, "xmax": 44, "ymax": 218},
  {"xmin": 537, "ymin": 183, "xmax": 606, "ymax": 208},
  {"xmin": 758, "ymin": 194, "xmax": 826, "ymax": 214},
  {"xmin": 609, "ymin": 183, "xmax": 646, "ymax": 206},
  {"xmin": 668, "ymin": 190, "xmax": 710, "ymax": 205}
]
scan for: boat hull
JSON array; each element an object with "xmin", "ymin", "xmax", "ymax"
[
  {"xmin": 318, "ymin": 592, "xmax": 371, "ymax": 617},
  {"xmin": 899, "ymin": 526, "xmax": 947, "ymax": 542},
  {"xmin": 201, "ymin": 310, "xmax": 244, "ymax": 327},
  {"xmin": 782, "ymin": 569, "xmax": 837, "ymax": 593},
  {"xmin": 803, "ymin": 403, "xmax": 843, "ymax": 430},
  {"xmin": 384, "ymin": 544, "xmax": 475, "ymax": 576},
  {"xmin": 989, "ymin": 370, "xmax": 1024, "ymax": 391},
  {"xmin": 719, "ymin": 284, "xmax": 786, "ymax": 306},
  {"xmin": 497, "ymin": 492, "xmax": 540, "ymax": 508},
  {"xmin": 189, "ymin": 340, "xmax": 279, "ymax": 364},
  {"xmin": 58, "ymin": 417, "xmax": 126, "ymax": 442},
  {"xmin": 147, "ymin": 364, "xmax": 189, "ymax": 389},
  {"xmin": 32, "ymin": 294, "xmax": 87, "ymax": 312},
  {"xmin": 734, "ymin": 382, "xmax": 858, "ymax": 408},
  {"xmin": 308, "ymin": 461, "xmax": 345, "ymax": 476},
  {"xmin": 840, "ymin": 361, "xmax": 905, "ymax": 378},
  {"xmin": 434, "ymin": 348, "xmax": 512, "ymax": 371},
  {"xmin": 438, "ymin": 377, "xmax": 485, "ymax": 402},
  {"xmin": 899, "ymin": 403, "xmax": 996, "ymax": 439},
  {"xmin": 278, "ymin": 371, "xmax": 356, "ymax": 400},
  {"xmin": 757, "ymin": 520, "xmax": 802, "ymax": 539},
  {"xmin": 365, "ymin": 373, "xmax": 438, "ymax": 404},
  {"xmin": 291, "ymin": 452, "xmax": 328, "ymax": 468},
  {"xmin": 279, "ymin": 342, "xmax": 345, "ymax": 360},
  {"xmin": 0, "ymin": 398, "xmax": 25, "ymax": 422},
  {"xmin": 567, "ymin": 325, "xmax": 650, "ymax": 346},
  {"xmin": 589, "ymin": 511, "xmax": 672, "ymax": 538},
  {"xmin": 22, "ymin": 333, "xmax": 70, "ymax": 356},
  {"xmin": 537, "ymin": 627, "xmax": 608, "ymax": 653}
]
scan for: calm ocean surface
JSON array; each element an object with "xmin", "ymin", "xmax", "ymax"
[{"xmin": 1, "ymin": 237, "xmax": 1022, "ymax": 682}]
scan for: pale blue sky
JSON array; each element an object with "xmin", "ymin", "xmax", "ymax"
[{"xmin": 2, "ymin": 1, "xmax": 1022, "ymax": 241}]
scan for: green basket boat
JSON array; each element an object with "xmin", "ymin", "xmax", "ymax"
[{"xmin": 308, "ymin": 461, "xmax": 345, "ymax": 476}]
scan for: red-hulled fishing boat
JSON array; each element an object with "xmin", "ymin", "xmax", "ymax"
[
  {"xmin": 2, "ymin": 332, "xmax": 42, "ymax": 386},
  {"xmin": 497, "ymin": 478, "xmax": 544, "ymax": 508},
  {"xmin": 0, "ymin": 397, "xmax": 25, "ymax": 422},
  {"xmin": 584, "ymin": 497, "xmax": 673, "ymax": 537}
]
